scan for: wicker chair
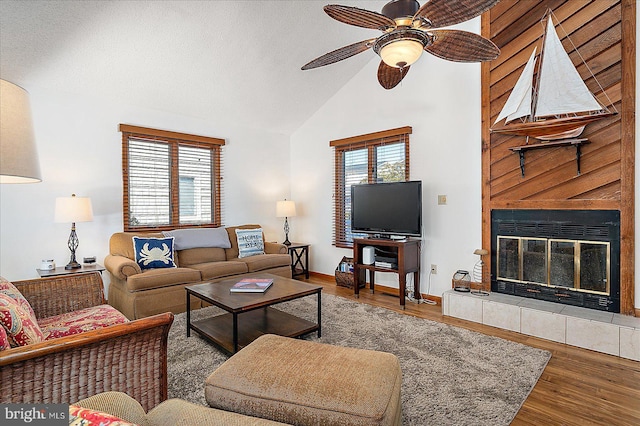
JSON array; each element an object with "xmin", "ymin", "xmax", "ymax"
[{"xmin": 0, "ymin": 272, "xmax": 173, "ymax": 411}]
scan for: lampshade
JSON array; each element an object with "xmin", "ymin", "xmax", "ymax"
[
  {"xmin": 55, "ymin": 194, "xmax": 94, "ymax": 223},
  {"xmin": 276, "ymin": 200, "xmax": 296, "ymax": 218},
  {"xmin": 380, "ymin": 39, "xmax": 424, "ymax": 68},
  {"xmin": 0, "ymin": 79, "xmax": 42, "ymax": 183}
]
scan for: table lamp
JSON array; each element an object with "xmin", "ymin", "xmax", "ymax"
[
  {"xmin": 276, "ymin": 200, "xmax": 296, "ymax": 246},
  {"xmin": 55, "ymin": 194, "xmax": 94, "ymax": 269},
  {"xmin": 0, "ymin": 79, "xmax": 42, "ymax": 183}
]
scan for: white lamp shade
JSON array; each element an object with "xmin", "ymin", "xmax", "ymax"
[
  {"xmin": 0, "ymin": 80, "xmax": 42, "ymax": 183},
  {"xmin": 55, "ymin": 195, "xmax": 94, "ymax": 223},
  {"xmin": 380, "ymin": 39, "xmax": 424, "ymax": 68},
  {"xmin": 276, "ymin": 200, "xmax": 296, "ymax": 218}
]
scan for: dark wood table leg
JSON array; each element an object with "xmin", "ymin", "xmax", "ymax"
[
  {"xmin": 399, "ymin": 273, "xmax": 406, "ymax": 310},
  {"xmin": 186, "ymin": 291, "xmax": 191, "ymax": 337},
  {"xmin": 317, "ymin": 290, "xmax": 322, "ymax": 337},
  {"xmin": 354, "ymin": 265, "xmax": 360, "ymax": 299},
  {"xmin": 370, "ymin": 270, "xmax": 375, "ymax": 294},
  {"xmin": 304, "ymin": 247, "xmax": 309, "ymax": 279},
  {"xmin": 414, "ymin": 271, "xmax": 421, "ymax": 301},
  {"xmin": 233, "ymin": 313, "xmax": 238, "ymax": 354}
]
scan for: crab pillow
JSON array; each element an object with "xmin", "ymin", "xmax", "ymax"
[{"xmin": 133, "ymin": 236, "xmax": 176, "ymax": 270}]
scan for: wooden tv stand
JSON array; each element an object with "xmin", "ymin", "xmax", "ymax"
[{"xmin": 353, "ymin": 238, "xmax": 421, "ymax": 309}]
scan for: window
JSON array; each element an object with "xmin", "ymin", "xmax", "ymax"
[
  {"xmin": 331, "ymin": 127, "xmax": 411, "ymax": 248},
  {"xmin": 120, "ymin": 124, "xmax": 224, "ymax": 231}
]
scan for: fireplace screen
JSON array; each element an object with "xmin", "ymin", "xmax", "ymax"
[
  {"xmin": 491, "ymin": 209, "xmax": 619, "ymax": 312},
  {"xmin": 497, "ymin": 236, "xmax": 610, "ymax": 296}
]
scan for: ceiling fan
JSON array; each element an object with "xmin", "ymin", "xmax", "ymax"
[{"xmin": 302, "ymin": 0, "xmax": 501, "ymax": 89}]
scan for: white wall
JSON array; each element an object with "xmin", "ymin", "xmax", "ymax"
[
  {"xmin": 0, "ymin": 87, "xmax": 291, "ymax": 293},
  {"xmin": 290, "ymin": 28, "xmax": 483, "ymax": 300}
]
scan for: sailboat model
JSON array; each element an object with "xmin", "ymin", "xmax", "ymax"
[{"xmin": 491, "ymin": 11, "xmax": 616, "ymax": 141}]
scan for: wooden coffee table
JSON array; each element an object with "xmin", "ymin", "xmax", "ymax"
[{"xmin": 185, "ymin": 274, "xmax": 322, "ymax": 354}]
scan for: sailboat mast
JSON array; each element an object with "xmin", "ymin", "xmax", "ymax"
[{"xmin": 529, "ymin": 10, "xmax": 551, "ymax": 121}]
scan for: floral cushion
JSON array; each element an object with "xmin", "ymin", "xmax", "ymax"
[
  {"xmin": 69, "ymin": 405, "xmax": 137, "ymax": 425},
  {"xmin": 0, "ymin": 276, "xmax": 38, "ymax": 320},
  {"xmin": 0, "ymin": 293, "xmax": 45, "ymax": 347},
  {"xmin": 40, "ymin": 304, "xmax": 129, "ymax": 340},
  {"xmin": 0, "ymin": 324, "xmax": 9, "ymax": 351}
]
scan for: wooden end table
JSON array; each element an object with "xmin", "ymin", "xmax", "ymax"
[
  {"xmin": 287, "ymin": 242, "xmax": 310, "ymax": 279},
  {"xmin": 185, "ymin": 274, "xmax": 322, "ymax": 355},
  {"xmin": 37, "ymin": 263, "xmax": 106, "ymax": 278}
]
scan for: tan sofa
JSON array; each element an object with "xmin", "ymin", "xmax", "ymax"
[{"xmin": 105, "ymin": 224, "xmax": 292, "ymax": 319}]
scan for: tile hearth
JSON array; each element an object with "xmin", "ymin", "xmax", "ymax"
[{"xmin": 443, "ymin": 290, "xmax": 640, "ymax": 361}]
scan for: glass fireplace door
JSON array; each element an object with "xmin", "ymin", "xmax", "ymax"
[
  {"xmin": 522, "ymin": 238, "xmax": 547, "ymax": 284},
  {"xmin": 579, "ymin": 242, "xmax": 609, "ymax": 294},
  {"xmin": 549, "ymin": 240, "xmax": 575, "ymax": 288}
]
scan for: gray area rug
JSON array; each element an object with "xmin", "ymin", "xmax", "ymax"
[{"xmin": 167, "ymin": 293, "xmax": 551, "ymax": 425}]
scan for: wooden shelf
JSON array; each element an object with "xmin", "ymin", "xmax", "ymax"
[
  {"xmin": 509, "ymin": 138, "xmax": 589, "ymax": 177},
  {"xmin": 353, "ymin": 238, "xmax": 421, "ymax": 310}
]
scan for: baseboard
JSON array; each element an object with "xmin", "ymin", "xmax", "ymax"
[
  {"xmin": 308, "ymin": 271, "xmax": 441, "ymax": 305},
  {"xmin": 309, "ymin": 271, "xmax": 335, "ymax": 283}
]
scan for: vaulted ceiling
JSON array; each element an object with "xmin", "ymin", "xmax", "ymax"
[{"xmin": 0, "ymin": 1, "xmax": 390, "ymax": 135}]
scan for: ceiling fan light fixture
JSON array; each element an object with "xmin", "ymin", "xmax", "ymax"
[
  {"xmin": 373, "ymin": 28, "xmax": 429, "ymax": 69},
  {"xmin": 380, "ymin": 39, "xmax": 423, "ymax": 68}
]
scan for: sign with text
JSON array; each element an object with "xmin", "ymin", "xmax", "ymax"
[{"xmin": 1, "ymin": 404, "xmax": 67, "ymax": 425}]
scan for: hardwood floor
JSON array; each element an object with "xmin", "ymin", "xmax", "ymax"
[{"xmin": 302, "ymin": 274, "xmax": 640, "ymax": 426}]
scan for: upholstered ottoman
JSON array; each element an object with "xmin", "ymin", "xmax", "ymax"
[{"xmin": 205, "ymin": 334, "xmax": 402, "ymax": 426}]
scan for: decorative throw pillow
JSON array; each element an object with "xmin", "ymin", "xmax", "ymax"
[
  {"xmin": 0, "ymin": 324, "xmax": 9, "ymax": 351},
  {"xmin": 0, "ymin": 277, "xmax": 38, "ymax": 320},
  {"xmin": 163, "ymin": 227, "xmax": 231, "ymax": 250},
  {"xmin": 0, "ymin": 293, "xmax": 45, "ymax": 347},
  {"xmin": 132, "ymin": 237, "xmax": 177, "ymax": 270},
  {"xmin": 69, "ymin": 405, "xmax": 137, "ymax": 426},
  {"xmin": 235, "ymin": 228, "xmax": 265, "ymax": 258}
]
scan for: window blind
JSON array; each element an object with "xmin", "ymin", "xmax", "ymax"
[
  {"xmin": 331, "ymin": 127, "xmax": 412, "ymax": 248},
  {"xmin": 120, "ymin": 124, "xmax": 224, "ymax": 231},
  {"xmin": 127, "ymin": 139, "xmax": 171, "ymax": 227},
  {"xmin": 178, "ymin": 145, "xmax": 213, "ymax": 225}
]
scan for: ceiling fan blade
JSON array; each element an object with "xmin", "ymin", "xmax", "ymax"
[
  {"xmin": 414, "ymin": 0, "xmax": 499, "ymax": 28},
  {"xmin": 425, "ymin": 30, "xmax": 500, "ymax": 62},
  {"xmin": 324, "ymin": 4, "xmax": 396, "ymax": 30},
  {"xmin": 302, "ymin": 39, "xmax": 376, "ymax": 70},
  {"xmin": 377, "ymin": 61, "xmax": 410, "ymax": 90}
]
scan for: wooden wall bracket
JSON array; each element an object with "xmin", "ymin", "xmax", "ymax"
[{"xmin": 509, "ymin": 138, "xmax": 589, "ymax": 177}]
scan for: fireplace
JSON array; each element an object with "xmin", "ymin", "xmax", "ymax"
[{"xmin": 491, "ymin": 210, "xmax": 620, "ymax": 313}]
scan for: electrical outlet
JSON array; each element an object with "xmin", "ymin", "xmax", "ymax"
[
  {"xmin": 430, "ymin": 264, "xmax": 437, "ymax": 274},
  {"xmin": 438, "ymin": 195, "xmax": 447, "ymax": 205}
]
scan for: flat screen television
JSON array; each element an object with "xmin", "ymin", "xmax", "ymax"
[{"xmin": 350, "ymin": 181, "xmax": 422, "ymax": 238}]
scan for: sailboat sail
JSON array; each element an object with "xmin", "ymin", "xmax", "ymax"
[
  {"xmin": 491, "ymin": 11, "xmax": 615, "ymax": 140},
  {"xmin": 494, "ymin": 48, "xmax": 537, "ymax": 124},
  {"xmin": 535, "ymin": 17, "xmax": 603, "ymax": 118}
]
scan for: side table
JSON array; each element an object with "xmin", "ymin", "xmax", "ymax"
[
  {"xmin": 286, "ymin": 243, "xmax": 310, "ymax": 279},
  {"xmin": 37, "ymin": 263, "xmax": 106, "ymax": 278}
]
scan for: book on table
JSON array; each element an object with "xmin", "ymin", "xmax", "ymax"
[{"xmin": 230, "ymin": 278, "xmax": 274, "ymax": 293}]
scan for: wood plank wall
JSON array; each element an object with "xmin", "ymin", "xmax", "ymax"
[{"xmin": 481, "ymin": 0, "xmax": 636, "ymax": 315}]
